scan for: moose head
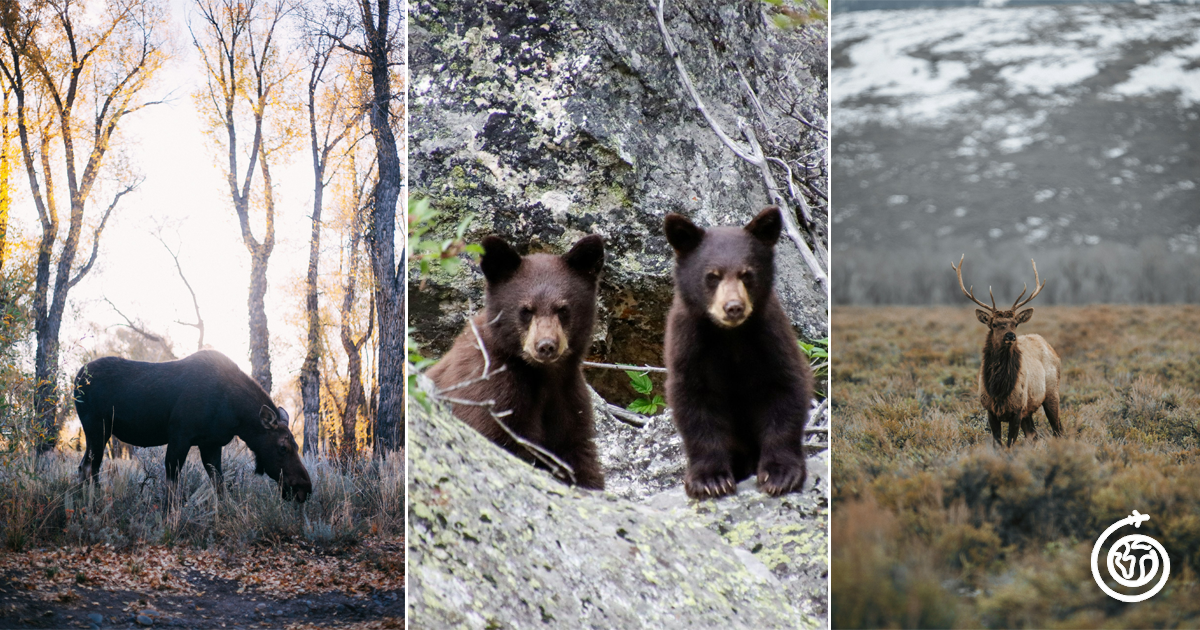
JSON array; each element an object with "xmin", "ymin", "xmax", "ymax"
[{"xmin": 249, "ymin": 405, "xmax": 313, "ymax": 502}]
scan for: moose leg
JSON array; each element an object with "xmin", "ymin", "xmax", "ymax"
[
  {"xmin": 1043, "ymin": 392, "xmax": 1063, "ymax": 437},
  {"xmin": 987, "ymin": 410, "xmax": 1003, "ymax": 446},
  {"xmin": 199, "ymin": 445, "xmax": 226, "ymax": 498},
  {"xmin": 163, "ymin": 442, "xmax": 191, "ymax": 509},
  {"xmin": 76, "ymin": 411, "xmax": 111, "ymax": 484}
]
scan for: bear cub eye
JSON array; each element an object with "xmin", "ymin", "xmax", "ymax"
[
  {"xmin": 738, "ymin": 269, "xmax": 755, "ymax": 285},
  {"xmin": 519, "ymin": 306, "xmax": 534, "ymax": 324},
  {"xmin": 555, "ymin": 305, "xmax": 569, "ymax": 320},
  {"xmin": 705, "ymin": 271, "xmax": 721, "ymax": 287}
]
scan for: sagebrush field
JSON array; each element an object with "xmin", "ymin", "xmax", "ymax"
[
  {"xmin": 833, "ymin": 305, "xmax": 1200, "ymax": 629},
  {"xmin": 0, "ymin": 445, "xmax": 403, "ymax": 627}
]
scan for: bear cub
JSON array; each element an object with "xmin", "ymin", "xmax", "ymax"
[
  {"xmin": 428, "ymin": 234, "xmax": 606, "ymax": 490},
  {"xmin": 664, "ymin": 206, "xmax": 812, "ymax": 498}
]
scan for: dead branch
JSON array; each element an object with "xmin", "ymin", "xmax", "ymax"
[
  {"xmin": 604, "ymin": 403, "xmax": 651, "ymax": 429},
  {"xmin": 152, "ymin": 233, "xmax": 204, "ymax": 352},
  {"xmin": 651, "ymin": 0, "xmax": 827, "ymax": 293},
  {"xmin": 423, "ymin": 319, "xmax": 577, "ymax": 486},
  {"xmin": 582, "ymin": 361, "xmax": 669, "ymax": 374},
  {"xmin": 103, "ymin": 298, "xmax": 176, "ymax": 359}
]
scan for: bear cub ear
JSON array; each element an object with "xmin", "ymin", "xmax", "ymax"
[
  {"xmin": 563, "ymin": 234, "xmax": 605, "ymax": 281},
  {"xmin": 664, "ymin": 213, "xmax": 705, "ymax": 255},
  {"xmin": 480, "ymin": 235, "xmax": 523, "ymax": 284},
  {"xmin": 745, "ymin": 206, "xmax": 782, "ymax": 246}
]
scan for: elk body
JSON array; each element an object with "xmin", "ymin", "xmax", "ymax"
[{"xmin": 953, "ymin": 256, "xmax": 1062, "ymax": 447}]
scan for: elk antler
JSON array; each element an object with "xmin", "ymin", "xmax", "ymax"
[
  {"xmin": 952, "ymin": 254, "xmax": 995, "ymax": 311},
  {"xmin": 1012, "ymin": 259, "xmax": 1045, "ymax": 310}
]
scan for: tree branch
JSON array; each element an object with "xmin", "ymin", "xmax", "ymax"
[
  {"xmin": 66, "ymin": 180, "xmax": 138, "ymax": 290},
  {"xmin": 651, "ymin": 0, "xmax": 827, "ymax": 293}
]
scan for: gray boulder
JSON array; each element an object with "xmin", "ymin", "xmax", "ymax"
[
  {"xmin": 408, "ymin": 0, "xmax": 829, "ymax": 400},
  {"xmin": 407, "ymin": 381, "xmax": 830, "ymax": 629}
]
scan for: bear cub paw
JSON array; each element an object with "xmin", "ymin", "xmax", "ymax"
[
  {"xmin": 684, "ymin": 466, "xmax": 738, "ymax": 499},
  {"xmin": 756, "ymin": 458, "xmax": 808, "ymax": 497}
]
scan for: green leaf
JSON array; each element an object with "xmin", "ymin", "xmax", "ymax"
[
  {"xmin": 628, "ymin": 398, "xmax": 656, "ymax": 414},
  {"xmin": 625, "ymin": 370, "xmax": 653, "ymax": 395}
]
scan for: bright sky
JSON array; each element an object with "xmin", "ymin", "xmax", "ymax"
[{"xmin": 12, "ymin": 0, "xmax": 341, "ymax": 409}]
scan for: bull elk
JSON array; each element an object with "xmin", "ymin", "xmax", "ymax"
[{"xmin": 952, "ymin": 255, "xmax": 1062, "ymax": 447}]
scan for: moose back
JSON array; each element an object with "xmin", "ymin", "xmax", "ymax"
[{"xmin": 73, "ymin": 350, "xmax": 312, "ymax": 502}]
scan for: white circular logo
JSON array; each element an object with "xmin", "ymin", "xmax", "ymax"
[{"xmin": 1091, "ymin": 510, "xmax": 1170, "ymax": 603}]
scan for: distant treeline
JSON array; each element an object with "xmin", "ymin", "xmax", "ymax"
[{"xmin": 833, "ymin": 238, "xmax": 1200, "ymax": 306}]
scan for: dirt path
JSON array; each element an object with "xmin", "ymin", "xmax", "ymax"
[
  {"xmin": 0, "ymin": 538, "xmax": 404, "ymax": 629},
  {"xmin": 0, "ymin": 571, "xmax": 402, "ymax": 629}
]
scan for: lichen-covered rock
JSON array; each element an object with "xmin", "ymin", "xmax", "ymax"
[
  {"xmin": 408, "ymin": 0, "xmax": 829, "ymax": 401},
  {"xmin": 408, "ymin": 378, "xmax": 830, "ymax": 629}
]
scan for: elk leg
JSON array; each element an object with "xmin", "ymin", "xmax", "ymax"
[
  {"xmin": 1021, "ymin": 415, "xmax": 1039, "ymax": 441},
  {"xmin": 163, "ymin": 442, "xmax": 191, "ymax": 509},
  {"xmin": 1043, "ymin": 392, "xmax": 1063, "ymax": 437},
  {"xmin": 987, "ymin": 410, "xmax": 1003, "ymax": 446},
  {"xmin": 1005, "ymin": 415, "xmax": 1021, "ymax": 447},
  {"xmin": 199, "ymin": 444, "xmax": 226, "ymax": 498}
]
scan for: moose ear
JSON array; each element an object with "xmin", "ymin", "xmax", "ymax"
[
  {"xmin": 563, "ymin": 234, "xmax": 604, "ymax": 281},
  {"xmin": 260, "ymin": 405, "xmax": 279, "ymax": 430},
  {"xmin": 276, "ymin": 407, "xmax": 290, "ymax": 427},
  {"xmin": 975, "ymin": 309, "xmax": 991, "ymax": 325},
  {"xmin": 1016, "ymin": 308, "xmax": 1034, "ymax": 324},
  {"xmin": 480, "ymin": 235, "xmax": 522, "ymax": 285},
  {"xmin": 745, "ymin": 206, "xmax": 782, "ymax": 246},
  {"xmin": 664, "ymin": 213, "xmax": 704, "ymax": 255}
]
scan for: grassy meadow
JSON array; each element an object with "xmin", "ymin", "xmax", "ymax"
[{"xmin": 832, "ymin": 305, "xmax": 1200, "ymax": 629}]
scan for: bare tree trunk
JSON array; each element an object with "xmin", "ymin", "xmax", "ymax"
[
  {"xmin": 0, "ymin": 85, "xmax": 10, "ymax": 272},
  {"xmin": 298, "ymin": 20, "xmax": 351, "ymax": 456},
  {"xmin": 356, "ymin": 0, "xmax": 403, "ymax": 456},
  {"xmin": 300, "ymin": 176, "xmax": 322, "ymax": 453},
  {"xmin": 338, "ymin": 206, "xmax": 373, "ymax": 463},
  {"xmin": 247, "ymin": 243, "xmax": 272, "ymax": 392},
  {"xmin": 192, "ymin": 0, "xmax": 289, "ymax": 394}
]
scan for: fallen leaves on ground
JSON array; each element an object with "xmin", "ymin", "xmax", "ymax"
[
  {"xmin": 287, "ymin": 619, "xmax": 404, "ymax": 630},
  {"xmin": 0, "ymin": 536, "xmax": 404, "ymax": 600}
]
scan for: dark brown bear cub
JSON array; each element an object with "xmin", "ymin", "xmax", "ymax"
[
  {"xmin": 428, "ymin": 234, "xmax": 606, "ymax": 490},
  {"xmin": 664, "ymin": 207, "xmax": 812, "ymax": 499}
]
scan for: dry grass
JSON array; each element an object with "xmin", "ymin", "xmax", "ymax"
[
  {"xmin": 833, "ymin": 305, "xmax": 1200, "ymax": 628},
  {"xmin": 0, "ymin": 444, "xmax": 403, "ymax": 553}
]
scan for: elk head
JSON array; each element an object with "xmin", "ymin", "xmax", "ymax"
[{"xmin": 952, "ymin": 255, "xmax": 1046, "ymax": 348}]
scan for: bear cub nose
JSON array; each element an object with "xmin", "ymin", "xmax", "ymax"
[
  {"xmin": 1003, "ymin": 332, "xmax": 1016, "ymax": 342},
  {"xmin": 536, "ymin": 338, "xmax": 558, "ymax": 359},
  {"xmin": 724, "ymin": 300, "xmax": 745, "ymax": 320}
]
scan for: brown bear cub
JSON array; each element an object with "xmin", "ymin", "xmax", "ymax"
[
  {"xmin": 428, "ymin": 234, "xmax": 606, "ymax": 490},
  {"xmin": 664, "ymin": 207, "xmax": 813, "ymax": 499}
]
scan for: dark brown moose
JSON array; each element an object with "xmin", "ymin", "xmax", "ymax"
[
  {"xmin": 953, "ymin": 255, "xmax": 1063, "ymax": 447},
  {"xmin": 73, "ymin": 350, "xmax": 312, "ymax": 502}
]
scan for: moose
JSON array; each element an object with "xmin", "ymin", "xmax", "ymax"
[
  {"xmin": 73, "ymin": 350, "xmax": 312, "ymax": 502},
  {"xmin": 952, "ymin": 255, "xmax": 1062, "ymax": 447}
]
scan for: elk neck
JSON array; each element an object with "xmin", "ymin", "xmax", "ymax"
[{"xmin": 982, "ymin": 335, "xmax": 1022, "ymax": 401}]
